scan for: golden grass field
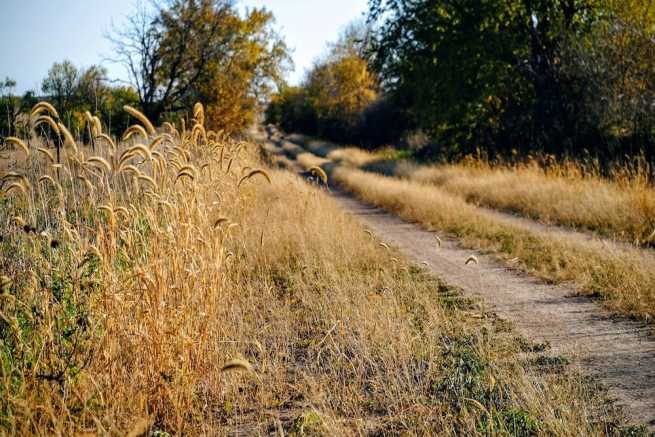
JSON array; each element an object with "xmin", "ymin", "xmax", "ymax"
[
  {"xmin": 0, "ymin": 105, "xmax": 643, "ymax": 435},
  {"xmin": 394, "ymin": 159, "xmax": 655, "ymax": 247},
  {"xmin": 290, "ymin": 134, "xmax": 655, "ymax": 247},
  {"xmin": 282, "ymin": 138, "xmax": 655, "ymax": 323}
]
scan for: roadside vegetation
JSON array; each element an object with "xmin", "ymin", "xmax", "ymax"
[
  {"xmin": 284, "ymin": 134, "xmax": 655, "ymax": 248},
  {"xmin": 396, "ymin": 158, "xmax": 655, "ymax": 247},
  {"xmin": 0, "ymin": 102, "xmax": 638, "ymax": 434}
]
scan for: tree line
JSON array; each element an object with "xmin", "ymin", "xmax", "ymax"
[
  {"xmin": 267, "ymin": 0, "xmax": 655, "ymax": 169},
  {"xmin": 2, "ymin": 0, "xmax": 290, "ymax": 140},
  {"xmin": 0, "ymin": 62, "xmax": 140, "ymax": 140}
]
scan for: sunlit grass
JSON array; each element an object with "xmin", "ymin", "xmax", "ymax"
[{"xmin": 0, "ymin": 111, "xmax": 640, "ymax": 434}]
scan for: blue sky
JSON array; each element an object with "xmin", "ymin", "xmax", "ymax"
[{"xmin": 0, "ymin": 0, "xmax": 369, "ymax": 94}]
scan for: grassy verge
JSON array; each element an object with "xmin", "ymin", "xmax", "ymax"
[
  {"xmin": 229, "ymin": 170, "xmax": 631, "ymax": 435},
  {"xmin": 288, "ymin": 133, "xmax": 655, "ymax": 247},
  {"xmin": 0, "ymin": 112, "xmax": 641, "ymax": 434},
  {"xmin": 398, "ymin": 161, "xmax": 655, "ymax": 247}
]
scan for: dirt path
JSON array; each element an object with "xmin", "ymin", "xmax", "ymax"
[
  {"xmin": 254, "ymin": 132, "xmax": 655, "ymax": 430},
  {"xmin": 332, "ymin": 191, "xmax": 655, "ymax": 428}
]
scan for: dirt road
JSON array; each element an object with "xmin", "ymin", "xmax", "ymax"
[{"xmin": 255, "ymin": 131, "xmax": 655, "ymax": 430}]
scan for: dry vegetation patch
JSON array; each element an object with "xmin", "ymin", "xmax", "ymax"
[
  {"xmin": 404, "ymin": 160, "xmax": 655, "ymax": 247},
  {"xmin": 332, "ymin": 167, "xmax": 655, "ymax": 321},
  {"xmin": 0, "ymin": 112, "xmax": 641, "ymax": 435},
  {"xmin": 288, "ymin": 134, "xmax": 655, "ymax": 247}
]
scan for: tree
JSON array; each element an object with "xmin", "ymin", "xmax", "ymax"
[
  {"xmin": 37, "ymin": 59, "xmax": 140, "ymax": 137},
  {"xmin": 366, "ymin": 0, "xmax": 603, "ymax": 158},
  {"xmin": 101, "ymin": 86, "xmax": 141, "ymax": 136},
  {"xmin": 304, "ymin": 52, "xmax": 378, "ymax": 138},
  {"xmin": 77, "ymin": 65, "xmax": 109, "ymax": 113},
  {"xmin": 109, "ymin": 0, "xmax": 290, "ymax": 131},
  {"xmin": 559, "ymin": 0, "xmax": 655, "ymax": 161},
  {"xmin": 0, "ymin": 77, "xmax": 19, "ymax": 137},
  {"xmin": 42, "ymin": 60, "xmax": 79, "ymax": 120},
  {"xmin": 108, "ymin": 1, "xmax": 162, "ymax": 120},
  {"xmin": 266, "ymin": 22, "xmax": 379, "ymax": 143},
  {"xmin": 192, "ymin": 7, "xmax": 291, "ymax": 133}
]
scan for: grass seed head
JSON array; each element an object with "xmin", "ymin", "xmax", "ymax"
[
  {"xmin": 33, "ymin": 115, "xmax": 61, "ymax": 136},
  {"xmin": 176, "ymin": 170, "xmax": 196, "ymax": 183},
  {"xmin": 465, "ymin": 255, "xmax": 479, "ymax": 265},
  {"xmin": 5, "ymin": 137, "xmax": 29, "ymax": 157},
  {"xmin": 193, "ymin": 102, "xmax": 205, "ymax": 126},
  {"xmin": 57, "ymin": 122, "xmax": 78, "ymax": 154},
  {"xmin": 221, "ymin": 358, "xmax": 253, "ymax": 373},
  {"xmin": 96, "ymin": 133, "xmax": 116, "ymax": 151},
  {"xmin": 213, "ymin": 217, "xmax": 229, "ymax": 228},
  {"xmin": 137, "ymin": 174, "xmax": 158, "ymax": 190},
  {"xmin": 4, "ymin": 181, "xmax": 29, "ymax": 197},
  {"xmin": 123, "ymin": 105, "xmax": 156, "ymax": 135},
  {"xmin": 31, "ymin": 101, "xmax": 60, "ymax": 120},
  {"xmin": 37, "ymin": 147, "xmax": 55, "ymax": 163},
  {"xmin": 122, "ymin": 124, "xmax": 149, "ymax": 142},
  {"xmin": 309, "ymin": 166, "xmax": 329, "ymax": 185},
  {"xmin": 237, "ymin": 168, "xmax": 272, "ymax": 188},
  {"xmin": 86, "ymin": 156, "xmax": 112, "ymax": 173}
]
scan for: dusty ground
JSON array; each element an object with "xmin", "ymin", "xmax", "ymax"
[{"xmin": 253, "ymin": 130, "xmax": 655, "ymax": 430}]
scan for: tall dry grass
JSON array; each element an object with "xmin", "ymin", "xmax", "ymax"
[
  {"xmin": 277, "ymin": 137, "xmax": 655, "ymax": 322},
  {"xmin": 403, "ymin": 158, "xmax": 655, "ymax": 246},
  {"xmin": 288, "ymin": 133, "xmax": 655, "ymax": 247},
  {"xmin": 0, "ymin": 112, "xmax": 640, "ymax": 435}
]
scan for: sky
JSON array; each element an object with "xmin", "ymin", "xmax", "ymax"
[{"xmin": 0, "ymin": 0, "xmax": 369, "ymax": 94}]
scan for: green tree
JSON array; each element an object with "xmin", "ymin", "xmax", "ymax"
[
  {"xmin": 267, "ymin": 22, "xmax": 379, "ymax": 143},
  {"xmin": 41, "ymin": 60, "xmax": 79, "ymax": 122},
  {"xmin": 0, "ymin": 77, "xmax": 19, "ymax": 137},
  {"xmin": 101, "ymin": 86, "xmax": 141, "ymax": 136},
  {"xmin": 193, "ymin": 7, "xmax": 291, "ymax": 133},
  {"xmin": 37, "ymin": 60, "xmax": 142, "ymax": 137},
  {"xmin": 366, "ymin": 0, "xmax": 602, "ymax": 158},
  {"xmin": 76, "ymin": 65, "xmax": 109, "ymax": 113},
  {"xmin": 559, "ymin": 0, "xmax": 655, "ymax": 160}
]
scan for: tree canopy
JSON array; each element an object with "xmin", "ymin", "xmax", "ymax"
[
  {"xmin": 268, "ymin": 0, "xmax": 655, "ymax": 167},
  {"xmin": 110, "ymin": 0, "xmax": 291, "ymax": 133},
  {"xmin": 266, "ymin": 22, "xmax": 379, "ymax": 143}
]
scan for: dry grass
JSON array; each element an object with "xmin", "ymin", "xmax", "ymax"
[
  {"xmin": 0, "ymin": 114, "xmax": 640, "ymax": 435},
  {"xmin": 278, "ymin": 134, "xmax": 655, "ymax": 320},
  {"xmin": 403, "ymin": 159, "xmax": 655, "ymax": 246},
  {"xmin": 279, "ymin": 138, "xmax": 655, "ymax": 322},
  {"xmin": 288, "ymin": 133, "xmax": 393, "ymax": 167},
  {"xmin": 289, "ymin": 134, "xmax": 655, "ymax": 247}
]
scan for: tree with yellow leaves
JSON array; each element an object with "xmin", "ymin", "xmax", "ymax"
[
  {"xmin": 109, "ymin": 0, "xmax": 291, "ymax": 133},
  {"xmin": 267, "ymin": 22, "xmax": 379, "ymax": 143}
]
